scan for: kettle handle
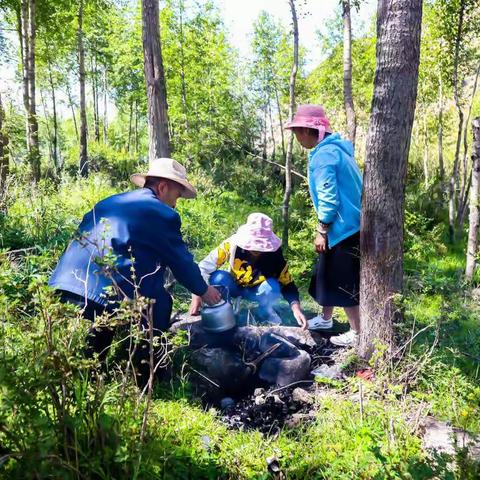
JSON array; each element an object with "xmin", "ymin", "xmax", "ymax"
[{"xmin": 211, "ymin": 284, "xmax": 230, "ymax": 302}]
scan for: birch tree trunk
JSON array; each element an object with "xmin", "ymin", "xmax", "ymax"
[
  {"xmin": 0, "ymin": 93, "xmax": 8, "ymax": 191},
  {"xmin": 423, "ymin": 113, "xmax": 429, "ymax": 188},
  {"xmin": 47, "ymin": 59, "xmax": 59, "ymax": 172},
  {"xmin": 358, "ymin": 0, "xmax": 422, "ymax": 360},
  {"xmin": 127, "ymin": 99, "xmax": 133, "ymax": 152},
  {"xmin": 465, "ymin": 118, "xmax": 480, "ymax": 280},
  {"xmin": 282, "ymin": 0, "xmax": 298, "ymax": 248},
  {"xmin": 26, "ymin": 0, "xmax": 40, "ymax": 181},
  {"xmin": 272, "ymin": 79, "xmax": 286, "ymax": 162},
  {"xmin": 142, "ymin": 0, "xmax": 171, "ymax": 160},
  {"xmin": 448, "ymin": 0, "xmax": 466, "ymax": 243},
  {"xmin": 92, "ymin": 52, "xmax": 100, "ymax": 142},
  {"xmin": 457, "ymin": 65, "xmax": 480, "ymax": 228},
  {"xmin": 66, "ymin": 81, "xmax": 79, "ymax": 141},
  {"xmin": 437, "ymin": 71, "xmax": 445, "ymax": 183},
  {"xmin": 178, "ymin": 0, "xmax": 189, "ymax": 131},
  {"xmin": 18, "ymin": 3, "xmax": 29, "ymax": 150},
  {"xmin": 78, "ymin": 0, "xmax": 88, "ymax": 177},
  {"xmin": 342, "ymin": 0, "xmax": 356, "ymax": 147},
  {"xmin": 103, "ymin": 68, "xmax": 108, "ymax": 143}
]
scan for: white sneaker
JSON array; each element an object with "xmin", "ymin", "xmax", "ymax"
[
  {"xmin": 329, "ymin": 330, "xmax": 358, "ymax": 347},
  {"xmin": 308, "ymin": 314, "xmax": 333, "ymax": 330}
]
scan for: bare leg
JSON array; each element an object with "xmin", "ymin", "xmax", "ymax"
[
  {"xmin": 322, "ymin": 306, "xmax": 334, "ymax": 320},
  {"xmin": 344, "ymin": 306, "xmax": 360, "ymax": 333}
]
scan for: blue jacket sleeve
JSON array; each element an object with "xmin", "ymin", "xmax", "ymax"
[
  {"xmin": 311, "ymin": 152, "xmax": 339, "ymax": 224},
  {"xmin": 148, "ymin": 211, "xmax": 208, "ymax": 297}
]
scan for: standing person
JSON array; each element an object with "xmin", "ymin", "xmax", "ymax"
[
  {"xmin": 189, "ymin": 213, "xmax": 308, "ymax": 328},
  {"xmin": 49, "ymin": 157, "xmax": 221, "ymax": 368},
  {"xmin": 286, "ymin": 105, "xmax": 362, "ymax": 347}
]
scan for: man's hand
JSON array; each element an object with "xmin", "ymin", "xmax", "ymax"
[
  {"xmin": 291, "ymin": 302, "xmax": 308, "ymax": 330},
  {"xmin": 189, "ymin": 294, "xmax": 203, "ymax": 316},
  {"xmin": 201, "ymin": 285, "xmax": 222, "ymax": 305},
  {"xmin": 314, "ymin": 232, "xmax": 328, "ymax": 253}
]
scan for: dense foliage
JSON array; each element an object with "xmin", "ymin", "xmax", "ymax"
[{"xmin": 0, "ymin": 0, "xmax": 480, "ymax": 478}]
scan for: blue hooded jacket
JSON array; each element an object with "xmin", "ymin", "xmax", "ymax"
[
  {"xmin": 308, "ymin": 133, "xmax": 363, "ymax": 248},
  {"xmin": 49, "ymin": 188, "xmax": 208, "ymax": 329}
]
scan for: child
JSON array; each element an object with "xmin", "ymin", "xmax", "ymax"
[
  {"xmin": 286, "ymin": 104, "xmax": 363, "ymax": 347},
  {"xmin": 189, "ymin": 213, "xmax": 308, "ymax": 327}
]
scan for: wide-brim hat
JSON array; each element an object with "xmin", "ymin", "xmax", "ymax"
[
  {"xmin": 130, "ymin": 157, "xmax": 197, "ymax": 199},
  {"xmin": 285, "ymin": 104, "xmax": 333, "ymax": 137},
  {"xmin": 233, "ymin": 213, "xmax": 281, "ymax": 253}
]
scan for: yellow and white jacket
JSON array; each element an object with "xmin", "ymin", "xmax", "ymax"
[{"xmin": 198, "ymin": 237, "xmax": 300, "ymax": 304}]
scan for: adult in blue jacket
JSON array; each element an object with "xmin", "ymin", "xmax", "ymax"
[
  {"xmin": 286, "ymin": 105, "xmax": 363, "ymax": 347},
  {"xmin": 49, "ymin": 157, "xmax": 221, "ymax": 361}
]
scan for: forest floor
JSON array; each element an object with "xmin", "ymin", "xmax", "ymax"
[{"xmin": 1, "ymin": 173, "xmax": 479, "ymax": 479}]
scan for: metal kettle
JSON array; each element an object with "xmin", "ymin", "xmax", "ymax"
[{"xmin": 201, "ymin": 286, "xmax": 237, "ymax": 333}]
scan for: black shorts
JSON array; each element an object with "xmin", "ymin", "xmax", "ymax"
[{"xmin": 308, "ymin": 232, "xmax": 360, "ymax": 307}]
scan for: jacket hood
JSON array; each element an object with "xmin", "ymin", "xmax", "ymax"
[{"xmin": 312, "ymin": 133, "xmax": 354, "ymax": 158}]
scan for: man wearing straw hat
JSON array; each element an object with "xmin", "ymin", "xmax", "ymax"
[{"xmin": 49, "ymin": 157, "xmax": 221, "ymax": 363}]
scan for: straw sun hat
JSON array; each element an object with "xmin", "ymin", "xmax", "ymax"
[{"xmin": 130, "ymin": 157, "xmax": 197, "ymax": 199}]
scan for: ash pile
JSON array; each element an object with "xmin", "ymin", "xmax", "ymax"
[
  {"xmin": 170, "ymin": 316, "xmax": 346, "ymax": 433},
  {"xmin": 221, "ymin": 385, "xmax": 318, "ymax": 435}
]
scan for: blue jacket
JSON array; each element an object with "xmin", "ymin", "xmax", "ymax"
[
  {"xmin": 308, "ymin": 133, "xmax": 363, "ymax": 248},
  {"xmin": 49, "ymin": 188, "xmax": 208, "ymax": 326}
]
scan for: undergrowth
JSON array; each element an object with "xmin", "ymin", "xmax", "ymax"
[{"xmin": 0, "ymin": 173, "xmax": 479, "ymax": 479}]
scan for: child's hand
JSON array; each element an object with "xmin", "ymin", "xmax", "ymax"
[{"xmin": 291, "ymin": 302, "xmax": 308, "ymax": 329}]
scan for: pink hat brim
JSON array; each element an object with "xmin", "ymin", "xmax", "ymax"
[{"xmin": 285, "ymin": 120, "xmax": 333, "ymax": 133}]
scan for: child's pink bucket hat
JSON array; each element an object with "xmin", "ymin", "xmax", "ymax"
[
  {"xmin": 285, "ymin": 104, "xmax": 333, "ymax": 140},
  {"xmin": 233, "ymin": 213, "xmax": 281, "ymax": 252}
]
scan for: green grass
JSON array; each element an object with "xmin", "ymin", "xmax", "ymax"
[{"xmin": 1, "ymin": 173, "xmax": 479, "ymax": 478}]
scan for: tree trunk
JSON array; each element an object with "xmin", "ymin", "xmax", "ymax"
[
  {"xmin": 127, "ymin": 99, "xmax": 133, "ymax": 152},
  {"xmin": 142, "ymin": 0, "xmax": 171, "ymax": 160},
  {"xmin": 178, "ymin": 0, "xmax": 189, "ymax": 131},
  {"xmin": 0, "ymin": 93, "xmax": 8, "ymax": 191},
  {"xmin": 437, "ymin": 71, "xmax": 445, "ymax": 183},
  {"xmin": 282, "ymin": 0, "xmax": 299, "ymax": 248},
  {"xmin": 423, "ymin": 113, "xmax": 429, "ymax": 188},
  {"xmin": 268, "ymin": 98, "xmax": 276, "ymax": 160},
  {"xmin": 342, "ymin": 0, "xmax": 356, "ymax": 147},
  {"xmin": 18, "ymin": 3, "xmax": 29, "ymax": 150},
  {"xmin": 457, "ymin": 65, "xmax": 480, "ymax": 227},
  {"xmin": 358, "ymin": 0, "xmax": 422, "ymax": 360},
  {"xmin": 465, "ymin": 117, "xmax": 480, "ymax": 280},
  {"xmin": 40, "ymin": 89, "xmax": 53, "ymax": 162},
  {"xmin": 448, "ymin": 0, "xmax": 466, "ymax": 243},
  {"xmin": 272, "ymin": 77, "xmax": 286, "ymax": 162},
  {"xmin": 26, "ymin": 0, "xmax": 40, "ymax": 181},
  {"xmin": 92, "ymin": 52, "xmax": 100, "ymax": 142},
  {"xmin": 78, "ymin": 0, "xmax": 88, "ymax": 177},
  {"xmin": 66, "ymin": 81, "xmax": 79, "ymax": 141},
  {"xmin": 262, "ymin": 103, "xmax": 268, "ymax": 160},
  {"xmin": 47, "ymin": 59, "xmax": 59, "ymax": 172},
  {"xmin": 134, "ymin": 100, "xmax": 139, "ymax": 154},
  {"xmin": 103, "ymin": 67, "xmax": 108, "ymax": 143}
]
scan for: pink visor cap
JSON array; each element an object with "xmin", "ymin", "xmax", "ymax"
[
  {"xmin": 285, "ymin": 104, "xmax": 333, "ymax": 142},
  {"xmin": 233, "ymin": 213, "xmax": 281, "ymax": 253}
]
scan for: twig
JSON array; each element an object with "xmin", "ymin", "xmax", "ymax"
[
  {"xmin": 190, "ymin": 367, "xmax": 220, "ymax": 388},
  {"xmin": 4, "ymin": 246, "xmax": 40, "ymax": 255},
  {"xmin": 268, "ymin": 380, "xmax": 313, "ymax": 396},
  {"xmin": 219, "ymin": 130, "xmax": 308, "ymax": 181}
]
